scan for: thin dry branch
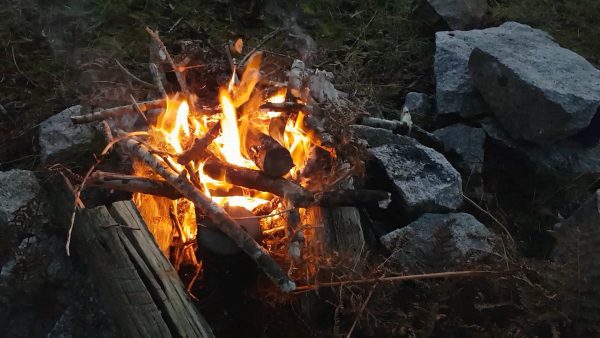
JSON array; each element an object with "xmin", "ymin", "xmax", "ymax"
[
  {"xmin": 293, "ymin": 270, "xmax": 510, "ymax": 293},
  {"xmin": 70, "ymin": 100, "xmax": 164, "ymax": 124},
  {"xmin": 145, "ymin": 27, "xmax": 189, "ymax": 94}
]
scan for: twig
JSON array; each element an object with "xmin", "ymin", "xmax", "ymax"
[
  {"xmin": 114, "ymin": 59, "xmax": 155, "ymax": 88},
  {"xmin": 168, "ymin": 17, "xmax": 183, "ymax": 33},
  {"xmin": 11, "ymin": 47, "xmax": 39, "ymax": 87},
  {"xmin": 70, "ymin": 100, "xmax": 164, "ymax": 124},
  {"xmin": 129, "ymin": 95, "xmax": 149, "ymax": 124},
  {"xmin": 145, "ymin": 27, "xmax": 189, "ymax": 94},
  {"xmin": 293, "ymin": 270, "xmax": 508, "ymax": 293},
  {"xmin": 149, "ymin": 63, "xmax": 168, "ymax": 98},
  {"xmin": 233, "ymin": 207, "xmax": 293, "ymax": 221},
  {"xmin": 240, "ymin": 27, "xmax": 282, "ymax": 67},
  {"xmin": 345, "ymin": 275, "xmax": 382, "ymax": 338},
  {"xmin": 462, "ymin": 194, "xmax": 515, "ymax": 244}
]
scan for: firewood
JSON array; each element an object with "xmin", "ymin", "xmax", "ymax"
[
  {"xmin": 357, "ymin": 116, "xmax": 411, "ymax": 134},
  {"xmin": 119, "ymin": 136, "xmax": 295, "ymax": 292},
  {"xmin": 70, "ymin": 100, "xmax": 164, "ymax": 124},
  {"xmin": 87, "ymin": 171, "xmax": 181, "ymax": 199},
  {"xmin": 177, "ymin": 122, "xmax": 221, "ymax": 165},
  {"xmin": 319, "ymin": 189, "xmax": 391, "ymax": 208},
  {"xmin": 145, "ymin": 27, "xmax": 189, "ymax": 95},
  {"xmin": 73, "ymin": 205, "xmax": 214, "ymax": 338},
  {"xmin": 244, "ymin": 126, "xmax": 294, "ymax": 177},
  {"xmin": 203, "ymin": 157, "xmax": 314, "ymax": 206}
]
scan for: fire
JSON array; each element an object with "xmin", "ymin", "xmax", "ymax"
[{"xmin": 134, "ymin": 54, "xmax": 315, "ymax": 265}]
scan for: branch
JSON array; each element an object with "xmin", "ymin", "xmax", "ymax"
[
  {"xmin": 70, "ymin": 100, "xmax": 164, "ymax": 124},
  {"xmin": 145, "ymin": 27, "xmax": 189, "ymax": 95}
]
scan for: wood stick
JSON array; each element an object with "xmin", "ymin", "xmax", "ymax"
[
  {"xmin": 149, "ymin": 63, "xmax": 168, "ymax": 98},
  {"xmin": 203, "ymin": 157, "xmax": 314, "ymax": 206},
  {"xmin": 293, "ymin": 270, "xmax": 508, "ymax": 293},
  {"xmin": 70, "ymin": 100, "xmax": 164, "ymax": 124},
  {"xmin": 319, "ymin": 189, "xmax": 391, "ymax": 208},
  {"xmin": 119, "ymin": 136, "xmax": 295, "ymax": 292},
  {"xmin": 145, "ymin": 27, "xmax": 189, "ymax": 95},
  {"xmin": 357, "ymin": 116, "xmax": 410, "ymax": 134},
  {"xmin": 177, "ymin": 122, "xmax": 221, "ymax": 165},
  {"xmin": 87, "ymin": 171, "xmax": 181, "ymax": 199},
  {"xmin": 245, "ymin": 126, "xmax": 294, "ymax": 178}
]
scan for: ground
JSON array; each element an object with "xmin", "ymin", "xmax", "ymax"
[{"xmin": 1, "ymin": 0, "xmax": 600, "ymax": 336}]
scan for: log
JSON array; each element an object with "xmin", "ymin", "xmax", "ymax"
[
  {"xmin": 356, "ymin": 116, "xmax": 445, "ymax": 153},
  {"xmin": 120, "ymin": 137, "xmax": 295, "ymax": 292},
  {"xmin": 244, "ymin": 126, "xmax": 294, "ymax": 177},
  {"xmin": 73, "ymin": 205, "xmax": 214, "ymax": 338},
  {"xmin": 70, "ymin": 100, "xmax": 165, "ymax": 124},
  {"xmin": 87, "ymin": 171, "xmax": 181, "ymax": 200},
  {"xmin": 319, "ymin": 189, "xmax": 391, "ymax": 208},
  {"xmin": 177, "ymin": 122, "xmax": 221, "ymax": 165},
  {"xmin": 203, "ymin": 157, "xmax": 314, "ymax": 206}
]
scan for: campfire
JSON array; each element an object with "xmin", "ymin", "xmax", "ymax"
[{"xmin": 63, "ymin": 28, "xmax": 391, "ymax": 297}]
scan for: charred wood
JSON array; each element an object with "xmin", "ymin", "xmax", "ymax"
[
  {"xmin": 203, "ymin": 157, "xmax": 314, "ymax": 206},
  {"xmin": 177, "ymin": 122, "xmax": 221, "ymax": 165},
  {"xmin": 244, "ymin": 126, "xmax": 294, "ymax": 177}
]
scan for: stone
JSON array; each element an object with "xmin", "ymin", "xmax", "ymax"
[
  {"xmin": 380, "ymin": 212, "xmax": 496, "ymax": 270},
  {"xmin": 435, "ymin": 21, "xmax": 600, "ymax": 123},
  {"xmin": 414, "ymin": 0, "xmax": 489, "ymax": 30},
  {"xmin": 482, "ymin": 117, "xmax": 600, "ymax": 174},
  {"xmin": 39, "ymin": 105, "xmax": 102, "ymax": 164},
  {"xmin": 351, "ymin": 125, "xmax": 417, "ymax": 148},
  {"xmin": 403, "ymin": 92, "xmax": 432, "ymax": 116},
  {"xmin": 433, "ymin": 124, "xmax": 486, "ymax": 174},
  {"xmin": 369, "ymin": 143, "xmax": 463, "ymax": 214},
  {"xmin": 468, "ymin": 23, "xmax": 600, "ymax": 144},
  {"xmin": 0, "ymin": 170, "xmax": 42, "ymax": 226}
]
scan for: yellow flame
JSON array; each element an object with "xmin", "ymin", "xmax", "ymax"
[{"xmin": 158, "ymin": 99, "xmax": 190, "ymax": 154}]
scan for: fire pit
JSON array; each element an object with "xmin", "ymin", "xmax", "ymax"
[{"xmin": 52, "ymin": 27, "xmax": 391, "ymax": 335}]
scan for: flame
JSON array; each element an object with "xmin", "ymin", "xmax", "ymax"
[{"xmin": 134, "ymin": 55, "xmax": 319, "ymax": 263}]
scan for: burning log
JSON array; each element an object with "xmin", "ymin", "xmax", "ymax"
[
  {"xmin": 244, "ymin": 126, "xmax": 294, "ymax": 177},
  {"xmin": 203, "ymin": 157, "xmax": 314, "ymax": 206},
  {"xmin": 120, "ymin": 136, "xmax": 295, "ymax": 292},
  {"xmin": 177, "ymin": 122, "xmax": 221, "ymax": 165},
  {"xmin": 70, "ymin": 100, "xmax": 164, "ymax": 124}
]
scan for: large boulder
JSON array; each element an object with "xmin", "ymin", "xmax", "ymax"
[
  {"xmin": 482, "ymin": 117, "xmax": 600, "ymax": 174},
  {"xmin": 468, "ymin": 24, "xmax": 600, "ymax": 144},
  {"xmin": 369, "ymin": 142, "xmax": 463, "ymax": 214},
  {"xmin": 435, "ymin": 21, "xmax": 600, "ymax": 130},
  {"xmin": 39, "ymin": 105, "xmax": 102, "ymax": 165},
  {"xmin": 433, "ymin": 124, "xmax": 486, "ymax": 175},
  {"xmin": 413, "ymin": 0, "xmax": 489, "ymax": 31},
  {"xmin": 380, "ymin": 212, "xmax": 496, "ymax": 270}
]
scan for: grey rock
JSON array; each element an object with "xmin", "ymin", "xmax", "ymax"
[
  {"xmin": 414, "ymin": 0, "xmax": 489, "ymax": 30},
  {"xmin": 0, "ymin": 170, "xmax": 42, "ymax": 225},
  {"xmin": 380, "ymin": 212, "xmax": 496, "ymax": 269},
  {"xmin": 468, "ymin": 24, "xmax": 600, "ymax": 144},
  {"xmin": 433, "ymin": 124, "xmax": 486, "ymax": 174},
  {"xmin": 482, "ymin": 117, "xmax": 600, "ymax": 174},
  {"xmin": 369, "ymin": 143, "xmax": 463, "ymax": 214},
  {"xmin": 351, "ymin": 125, "xmax": 418, "ymax": 148},
  {"xmin": 39, "ymin": 105, "xmax": 102, "ymax": 164},
  {"xmin": 403, "ymin": 92, "xmax": 432, "ymax": 116}
]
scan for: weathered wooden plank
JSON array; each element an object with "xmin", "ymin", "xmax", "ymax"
[
  {"xmin": 109, "ymin": 200, "xmax": 214, "ymax": 338},
  {"xmin": 73, "ymin": 206, "xmax": 173, "ymax": 338}
]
